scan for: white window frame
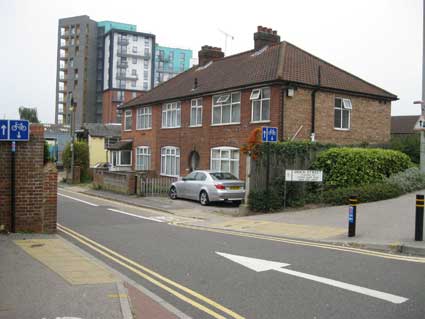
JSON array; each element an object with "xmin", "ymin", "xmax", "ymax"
[
  {"xmin": 210, "ymin": 146, "xmax": 240, "ymax": 178},
  {"xmin": 132, "ymin": 46, "xmax": 138, "ymax": 53},
  {"xmin": 110, "ymin": 150, "xmax": 132, "ymax": 167},
  {"xmin": 334, "ymin": 97, "xmax": 352, "ymax": 130},
  {"xmin": 136, "ymin": 106, "xmax": 152, "ymax": 130},
  {"xmin": 136, "ymin": 146, "xmax": 151, "ymax": 170},
  {"xmin": 160, "ymin": 146, "xmax": 180, "ymax": 177},
  {"xmin": 162, "ymin": 102, "xmax": 181, "ymax": 128},
  {"xmin": 124, "ymin": 110, "xmax": 132, "ymax": 131},
  {"xmin": 190, "ymin": 98, "xmax": 203, "ymax": 127},
  {"xmin": 211, "ymin": 92, "xmax": 241, "ymax": 125},
  {"xmin": 250, "ymin": 87, "xmax": 271, "ymax": 123}
]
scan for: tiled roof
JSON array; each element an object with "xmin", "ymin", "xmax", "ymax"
[
  {"xmin": 391, "ymin": 115, "xmax": 419, "ymax": 134},
  {"xmin": 80, "ymin": 123, "xmax": 122, "ymax": 137},
  {"xmin": 122, "ymin": 41, "xmax": 397, "ymax": 108}
]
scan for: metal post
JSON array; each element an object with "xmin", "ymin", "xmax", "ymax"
[
  {"xmin": 265, "ymin": 142, "xmax": 271, "ymax": 212},
  {"xmin": 11, "ymin": 141, "xmax": 16, "ymax": 233},
  {"xmin": 421, "ymin": 0, "xmax": 425, "ymax": 172},
  {"xmin": 70, "ymin": 109, "xmax": 75, "ymax": 183},
  {"xmin": 415, "ymin": 194, "xmax": 424, "ymax": 241},
  {"xmin": 348, "ymin": 195, "xmax": 357, "ymax": 237}
]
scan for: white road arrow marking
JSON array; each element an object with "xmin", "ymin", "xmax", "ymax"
[
  {"xmin": 1, "ymin": 125, "xmax": 6, "ymax": 135},
  {"xmin": 216, "ymin": 252, "xmax": 408, "ymax": 304}
]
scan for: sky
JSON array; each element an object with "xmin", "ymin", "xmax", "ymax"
[{"xmin": 0, "ymin": 0, "xmax": 422, "ymax": 123}]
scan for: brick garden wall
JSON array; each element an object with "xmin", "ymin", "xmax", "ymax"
[{"xmin": 0, "ymin": 124, "xmax": 57, "ymax": 233}]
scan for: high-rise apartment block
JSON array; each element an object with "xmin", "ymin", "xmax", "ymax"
[
  {"xmin": 154, "ymin": 45, "xmax": 192, "ymax": 87},
  {"xmin": 55, "ymin": 15, "xmax": 192, "ymax": 127}
]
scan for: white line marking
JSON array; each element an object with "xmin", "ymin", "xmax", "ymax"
[
  {"xmin": 275, "ymin": 267, "xmax": 408, "ymax": 304},
  {"xmin": 107, "ymin": 208, "xmax": 165, "ymax": 223},
  {"xmin": 58, "ymin": 193, "xmax": 99, "ymax": 207},
  {"xmin": 216, "ymin": 252, "xmax": 408, "ymax": 304}
]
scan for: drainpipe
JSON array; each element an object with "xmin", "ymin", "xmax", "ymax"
[
  {"xmin": 281, "ymin": 87, "xmax": 285, "ymax": 141},
  {"xmin": 310, "ymin": 66, "xmax": 321, "ymax": 142}
]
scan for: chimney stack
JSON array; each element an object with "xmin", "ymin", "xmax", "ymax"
[
  {"xmin": 254, "ymin": 26, "xmax": 280, "ymax": 51},
  {"xmin": 198, "ymin": 45, "xmax": 224, "ymax": 66}
]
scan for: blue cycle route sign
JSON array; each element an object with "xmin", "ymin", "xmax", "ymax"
[
  {"xmin": 0, "ymin": 120, "xmax": 30, "ymax": 141},
  {"xmin": 262, "ymin": 126, "xmax": 278, "ymax": 143}
]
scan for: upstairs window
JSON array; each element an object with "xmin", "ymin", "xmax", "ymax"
[
  {"xmin": 136, "ymin": 106, "xmax": 152, "ymax": 130},
  {"xmin": 124, "ymin": 109, "xmax": 132, "ymax": 131},
  {"xmin": 190, "ymin": 98, "xmax": 203, "ymax": 127},
  {"xmin": 251, "ymin": 87, "xmax": 270, "ymax": 122},
  {"xmin": 212, "ymin": 92, "xmax": 241, "ymax": 125},
  {"xmin": 162, "ymin": 102, "xmax": 181, "ymax": 128},
  {"xmin": 334, "ymin": 97, "xmax": 351, "ymax": 130}
]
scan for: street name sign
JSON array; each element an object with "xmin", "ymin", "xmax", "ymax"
[
  {"xmin": 0, "ymin": 120, "xmax": 30, "ymax": 141},
  {"xmin": 262, "ymin": 126, "xmax": 278, "ymax": 142},
  {"xmin": 285, "ymin": 169, "xmax": 323, "ymax": 182}
]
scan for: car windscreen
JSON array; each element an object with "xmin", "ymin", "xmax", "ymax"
[{"xmin": 210, "ymin": 172, "xmax": 238, "ymax": 180}]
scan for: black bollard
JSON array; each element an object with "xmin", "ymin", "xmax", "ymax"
[
  {"xmin": 348, "ymin": 196, "xmax": 357, "ymax": 237},
  {"xmin": 415, "ymin": 194, "xmax": 424, "ymax": 241}
]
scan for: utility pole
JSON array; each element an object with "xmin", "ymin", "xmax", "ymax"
[
  {"xmin": 422, "ymin": 0, "xmax": 425, "ymax": 172},
  {"xmin": 218, "ymin": 29, "xmax": 235, "ymax": 54},
  {"xmin": 68, "ymin": 92, "xmax": 76, "ymax": 183}
]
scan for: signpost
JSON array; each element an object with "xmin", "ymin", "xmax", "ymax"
[
  {"xmin": 0, "ymin": 120, "xmax": 30, "ymax": 232},
  {"xmin": 262, "ymin": 127, "xmax": 278, "ymax": 212}
]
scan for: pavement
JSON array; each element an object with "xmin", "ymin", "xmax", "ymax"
[
  {"xmin": 0, "ymin": 233, "xmax": 189, "ymax": 319},
  {"xmin": 59, "ymin": 183, "xmax": 425, "ymax": 257}
]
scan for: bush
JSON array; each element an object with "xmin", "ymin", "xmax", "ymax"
[
  {"xmin": 321, "ymin": 182, "xmax": 403, "ymax": 205},
  {"xmin": 386, "ymin": 167, "xmax": 425, "ymax": 193},
  {"xmin": 44, "ymin": 141, "xmax": 50, "ymax": 164},
  {"xmin": 390, "ymin": 134, "xmax": 420, "ymax": 164},
  {"xmin": 313, "ymin": 148, "xmax": 412, "ymax": 188},
  {"xmin": 248, "ymin": 189, "xmax": 282, "ymax": 212},
  {"xmin": 63, "ymin": 141, "xmax": 90, "ymax": 182}
]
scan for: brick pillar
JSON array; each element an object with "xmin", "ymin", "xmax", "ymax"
[
  {"xmin": 0, "ymin": 142, "xmax": 11, "ymax": 232},
  {"xmin": 42, "ymin": 162, "xmax": 57, "ymax": 233}
]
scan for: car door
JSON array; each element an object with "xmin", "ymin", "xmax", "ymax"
[
  {"xmin": 192, "ymin": 172, "xmax": 207, "ymax": 200},
  {"xmin": 180, "ymin": 171, "xmax": 197, "ymax": 198}
]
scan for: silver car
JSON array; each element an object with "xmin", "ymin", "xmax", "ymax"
[{"xmin": 169, "ymin": 170, "xmax": 245, "ymax": 206}]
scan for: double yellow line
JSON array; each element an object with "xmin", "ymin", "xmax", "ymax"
[
  {"xmin": 174, "ymin": 224, "xmax": 425, "ymax": 264},
  {"xmin": 57, "ymin": 224, "xmax": 244, "ymax": 319}
]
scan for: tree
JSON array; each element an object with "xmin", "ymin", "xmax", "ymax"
[{"xmin": 18, "ymin": 106, "xmax": 39, "ymax": 123}]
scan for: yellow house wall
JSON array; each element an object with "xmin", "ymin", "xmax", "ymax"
[{"xmin": 89, "ymin": 136, "xmax": 108, "ymax": 167}]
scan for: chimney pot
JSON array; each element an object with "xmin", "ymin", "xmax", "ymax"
[{"xmin": 254, "ymin": 26, "xmax": 281, "ymax": 50}]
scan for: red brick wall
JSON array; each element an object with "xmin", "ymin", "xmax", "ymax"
[
  {"xmin": 121, "ymin": 85, "xmax": 391, "ymax": 179},
  {"xmin": 0, "ymin": 124, "xmax": 57, "ymax": 233},
  {"xmin": 103, "ymin": 90, "xmax": 144, "ymax": 124}
]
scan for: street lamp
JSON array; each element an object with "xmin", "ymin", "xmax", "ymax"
[
  {"xmin": 68, "ymin": 92, "xmax": 76, "ymax": 183},
  {"xmin": 414, "ymin": 100, "xmax": 425, "ymax": 172}
]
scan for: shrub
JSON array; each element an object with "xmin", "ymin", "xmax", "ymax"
[
  {"xmin": 321, "ymin": 182, "xmax": 403, "ymax": 205},
  {"xmin": 313, "ymin": 148, "xmax": 412, "ymax": 188},
  {"xmin": 386, "ymin": 167, "xmax": 425, "ymax": 193},
  {"xmin": 63, "ymin": 141, "xmax": 90, "ymax": 182},
  {"xmin": 44, "ymin": 141, "xmax": 50, "ymax": 164},
  {"xmin": 248, "ymin": 189, "xmax": 282, "ymax": 212},
  {"xmin": 390, "ymin": 134, "xmax": 420, "ymax": 164}
]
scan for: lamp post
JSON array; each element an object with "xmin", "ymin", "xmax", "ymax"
[{"xmin": 68, "ymin": 92, "xmax": 76, "ymax": 183}]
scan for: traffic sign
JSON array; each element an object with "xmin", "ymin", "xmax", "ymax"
[
  {"xmin": 0, "ymin": 120, "xmax": 30, "ymax": 141},
  {"xmin": 0, "ymin": 120, "xmax": 8, "ymax": 140},
  {"xmin": 262, "ymin": 126, "xmax": 278, "ymax": 142},
  {"xmin": 414, "ymin": 116, "xmax": 425, "ymax": 131}
]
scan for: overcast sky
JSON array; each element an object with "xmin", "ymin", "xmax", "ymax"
[{"xmin": 0, "ymin": 0, "xmax": 422, "ymax": 122}]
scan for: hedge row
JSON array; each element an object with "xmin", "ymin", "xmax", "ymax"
[{"xmin": 313, "ymin": 148, "xmax": 412, "ymax": 188}]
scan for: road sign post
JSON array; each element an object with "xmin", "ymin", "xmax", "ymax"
[
  {"xmin": 0, "ymin": 120, "xmax": 30, "ymax": 233},
  {"xmin": 262, "ymin": 127, "xmax": 278, "ymax": 212},
  {"xmin": 415, "ymin": 194, "xmax": 424, "ymax": 241},
  {"xmin": 348, "ymin": 196, "xmax": 358, "ymax": 237}
]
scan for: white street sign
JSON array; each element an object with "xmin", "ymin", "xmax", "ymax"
[
  {"xmin": 285, "ymin": 170, "xmax": 323, "ymax": 182},
  {"xmin": 414, "ymin": 115, "xmax": 425, "ymax": 131},
  {"xmin": 216, "ymin": 252, "xmax": 408, "ymax": 304}
]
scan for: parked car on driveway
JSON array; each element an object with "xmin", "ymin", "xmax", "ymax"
[{"xmin": 169, "ymin": 170, "xmax": 245, "ymax": 206}]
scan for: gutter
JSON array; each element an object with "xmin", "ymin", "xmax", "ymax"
[{"xmin": 310, "ymin": 66, "xmax": 321, "ymax": 142}]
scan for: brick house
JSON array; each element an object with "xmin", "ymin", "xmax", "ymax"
[{"xmin": 117, "ymin": 26, "xmax": 397, "ymax": 179}]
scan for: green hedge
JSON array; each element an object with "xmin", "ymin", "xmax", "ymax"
[
  {"xmin": 389, "ymin": 134, "xmax": 420, "ymax": 164},
  {"xmin": 313, "ymin": 148, "xmax": 412, "ymax": 188},
  {"xmin": 63, "ymin": 141, "xmax": 90, "ymax": 182},
  {"xmin": 248, "ymin": 189, "xmax": 282, "ymax": 212}
]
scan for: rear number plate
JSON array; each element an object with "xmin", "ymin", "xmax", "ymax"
[{"xmin": 229, "ymin": 186, "xmax": 240, "ymax": 190}]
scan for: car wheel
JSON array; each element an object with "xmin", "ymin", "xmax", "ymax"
[
  {"xmin": 169, "ymin": 186, "xmax": 178, "ymax": 200},
  {"xmin": 199, "ymin": 191, "xmax": 210, "ymax": 206},
  {"xmin": 232, "ymin": 200, "xmax": 242, "ymax": 206}
]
